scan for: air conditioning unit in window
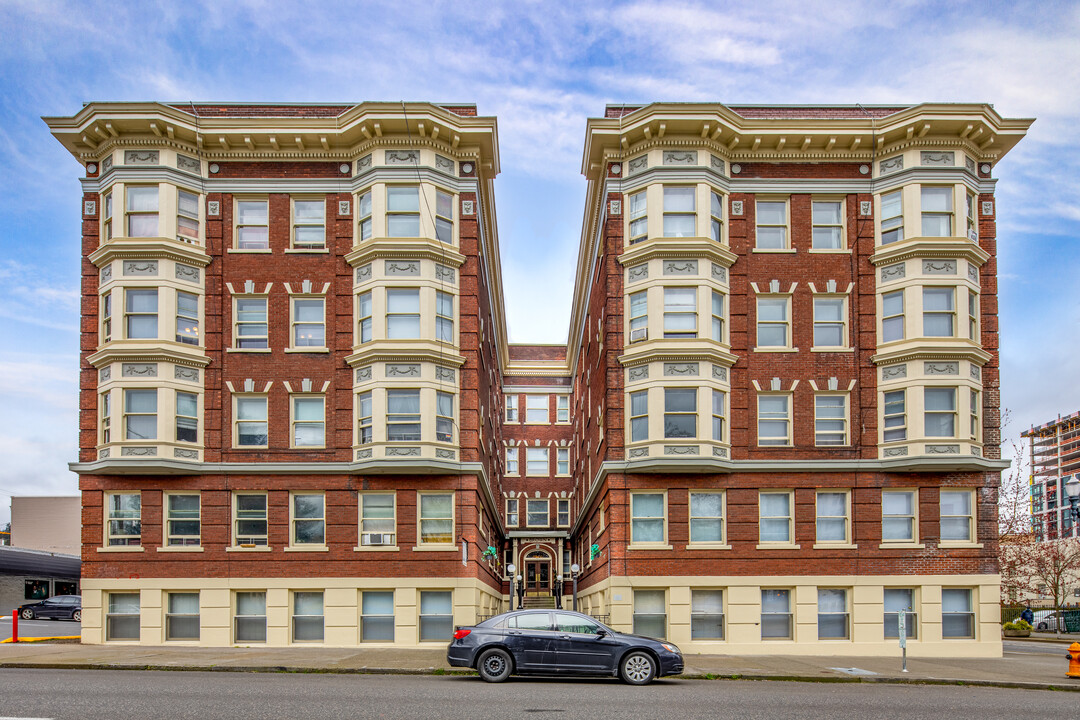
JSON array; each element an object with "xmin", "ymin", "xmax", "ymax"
[
  {"xmin": 967, "ymin": 228, "xmax": 979, "ymax": 242},
  {"xmin": 629, "ymin": 327, "xmax": 648, "ymax": 343},
  {"xmin": 361, "ymin": 533, "xmax": 394, "ymax": 546}
]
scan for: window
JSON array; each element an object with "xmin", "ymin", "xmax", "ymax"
[
  {"xmin": 387, "ymin": 186, "xmax": 420, "ymax": 237},
  {"xmin": 354, "ymin": 291, "xmax": 372, "ymax": 343},
  {"xmin": 884, "ymin": 588, "xmax": 917, "ymax": 638},
  {"xmin": 630, "ymin": 492, "xmax": 665, "ymax": 544},
  {"xmin": 813, "ymin": 297, "xmax": 845, "ymax": 348},
  {"xmin": 526, "ymin": 447, "xmax": 549, "ymax": 475},
  {"xmin": 101, "ymin": 293, "xmax": 112, "ymax": 343},
  {"xmin": 106, "ymin": 593, "xmax": 140, "ymax": 641},
  {"xmin": 757, "ymin": 395, "xmax": 790, "ymax": 446},
  {"xmin": 292, "ymin": 591, "xmax": 324, "ymax": 642},
  {"xmin": 525, "ymin": 395, "xmax": 548, "ymax": 423},
  {"xmin": 556, "ymin": 396, "xmax": 570, "ymax": 423},
  {"xmin": 556, "ymin": 448, "xmax": 569, "ymax": 475},
  {"xmin": 126, "ymin": 186, "xmax": 158, "ymax": 237},
  {"xmin": 177, "ymin": 189, "xmax": 199, "ymax": 241},
  {"xmin": 505, "ymin": 447, "xmax": 519, "ymax": 476},
  {"xmin": 882, "ymin": 291, "xmax": 904, "ymax": 342},
  {"xmin": 386, "ymin": 288, "xmax": 420, "ymax": 338},
  {"xmin": 711, "ymin": 291, "xmax": 725, "ymax": 342},
  {"xmin": 756, "ymin": 297, "xmax": 789, "ymax": 348},
  {"xmin": 812, "ymin": 201, "xmax": 843, "ymax": 249},
  {"xmin": 236, "ymin": 200, "xmax": 269, "ymax": 249},
  {"xmin": 235, "ymin": 591, "xmax": 266, "ymax": 642},
  {"xmin": 124, "ymin": 389, "xmax": 157, "ymax": 440},
  {"xmin": 125, "ymin": 288, "xmax": 157, "ymax": 339},
  {"xmin": 292, "ymin": 396, "xmax": 325, "ymax": 447},
  {"xmin": 756, "ymin": 201, "xmax": 787, "ymax": 249},
  {"xmin": 234, "ymin": 493, "xmax": 267, "ymax": 546},
  {"xmin": 882, "ymin": 490, "xmax": 916, "ymax": 542},
  {"xmin": 941, "ymin": 490, "xmax": 974, "ymax": 542},
  {"xmin": 292, "ymin": 297, "xmax": 325, "ymax": 348},
  {"xmin": 505, "ymin": 395, "xmax": 519, "ymax": 423},
  {"xmin": 921, "ymin": 186, "xmax": 953, "ymax": 237},
  {"xmin": 627, "ymin": 291, "xmax": 649, "ymax": 342},
  {"xmin": 166, "ymin": 592, "xmax": 199, "ymax": 641},
  {"xmin": 435, "ymin": 190, "xmax": 453, "ymax": 243},
  {"xmin": 166, "ymin": 494, "xmax": 200, "ymax": 546},
  {"xmin": 292, "ymin": 198, "xmax": 325, "ymax": 248},
  {"xmin": 359, "ymin": 493, "xmax": 396, "ymax": 545},
  {"xmin": 814, "ymin": 395, "xmax": 847, "ymax": 446},
  {"xmin": 633, "ymin": 589, "xmax": 667, "ymax": 638},
  {"xmin": 103, "ymin": 191, "xmax": 113, "ymax": 240},
  {"xmin": 966, "ymin": 191, "xmax": 978, "ymax": 240},
  {"xmin": 526, "ymin": 499, "xmax": 548, "ymax": 527},
  {"xmin": 436, "ymin": 391, "xmax": 454, "ymax": 442},
  {"xmin": 663, "ymin": 187, "xmax": 695, "ymax": 237},
  {"xmin": 387, "ymin": 389, "xmax": 420, "ymax": 441},
  {"xmin": 689, "ymin": 492, "xmax": 724, "ymax": 543},
  {"xmin": 357, "ymin": 190, "xmax": 373, "ymax": 242},
  {"xmin": 691, "ymin": 589, "xmax": 724, "ymax": 640},
  {"xmin": 711, "ymin": 390, "xmax": 726, "ymax": 442},
  {"xmin": 100, "ymin": 391, "xmax": 111, "ymax": 443},
  {"xmin": 628, "ymin": 190, "xmax": 647, "ymax": 244},
  {"xmin": 880, "ymin": 190, "xmax": 903, "ymax": 244},
  {"xmin": 883, "ymin": 390, "xmax": 906, "ymax": 442},
  {"xmin": 818, "ymin": 589, "xmax": 849, "ymax": 640},
  {"xmin": 970, "ymin": 389, "xmax": 980, "ymax": 440},
  {"xmin": 361, "ymin": 591, "xmax": 395, "ymax": 642},
  {"xmin": 710, "ymin": 191, "xmax": 723, "ymax": 243},
  {"xmin": 419, "ymin": 492, "xmax": 453, "ymax": 544},
  {"xmin": 236, "ymin": 396, "xmax": 268, "ymax": 446},
  {"xmin": 759, "ymin": 492, "xmax": 793, "ymax": 543},
  {"xmin": 941, "ymin": 588, "xmax": 975, "ymax": 638},
  {"xmin": 235, "ymin": 297, "xmax": 268, "ymax": 348},
  {"xmin": 435, "ymin": 291, "xmax": 454, "ymax": 342},
  {"xmin": 663, "ymin": 387, "xmax": 696, "ymax": 438},
  {"xmin": 506, "ymin": 498, "xmax": 519, "ymax": 527},
  {"xmin": 925, "ymin": 387, "xmax": 957, "ymax": 437},
  {"xmin": 968, "ymin": 290, "xmax": 979, "ymax": 341},
  {"xmin": 419, "ymin": 591, "xmax": 453, "ymax": 641},
  {"xmin": 106, "ymin": 492, "xmax": 141, "ymax": 546},
  {"xmin": 557, "ymin": 498, "xmax": 570, "ymax": 527},
  {"xmin": 291, "ymin": 494, "xmax": 325, "ymax": 546},
  {"xmin": 761, "ymin": 589, "xmax": 792, "ymax": 639},
  {"xmin": 176, "ymin": 291, "xmax": 199, "ymax": 345},
  {"xmin": 923, "ymin": 287, "xmax": 955, "ymax": 337},
  {"xmin": 629, "ymin": 390, "xmax": 648, "ymax": 442},
  {"xmin": 663, "ymin": 287, "xmax": 696, "ymax": 338},
  {"xmin": 816, "ymin": 492, "xmax": 848, "ymax": 543}
]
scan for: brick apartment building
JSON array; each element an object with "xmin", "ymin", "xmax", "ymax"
[{"xmin": 45, "ymin": 100, "xmax": 1030, "ymax": 656}]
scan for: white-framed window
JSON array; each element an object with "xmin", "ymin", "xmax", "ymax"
[
  {"xmin": 968, "ymin": 290, "xmax": 979, "ymax": 341},
  {"xmin": 883, "ymin": 390, "xmax": 907, "ymax": 442},
  {"xmin": 233, "ymin": 493, "xmax": 268, "ymax": 546},
  {"xmin": 816, "ymin": 491, "xmax": 849, "ymax": 543},
  {"xmin": 165, "ymin": 493, "xmax": 200, "ymax": 547},
  {"xmin": 633, "ymin": 589, "xmax": 667, "ymax": 639},
  {"xmin": 419, "ymin": 590, "xmax": 453, "ymax": 642},
  {"xmin": 923, "ymin": 287, "xmax": 955, "ymax": 337},
  {"xmin": 359, "ymin": 492, "xmax": 396, "ymax": 546},
  {"xmin": 711, "ymin": 390, "xmax": 726, "ymax": 442},
  {"xmin": 101, "ymin": 292, "xmax": 112, "ymax": 343},
  {"xmin": 630, "ymin": 491, "xmax": 665, "ymax": 544},
  {"xmin": 556, "ymin": 448, "xmax": 570, "ymax": 476},
  {"xmin": 126, "ymin": 185, "xmax": 159, "ymax": 237},
  {"xmin": 757, "ymin": 394, "xmax": 791, "ymax": 446},
  {"xmin": 235, "ymin": 395, "xmax": 268, "ymax": 447},
  {"xmin": 125, "ymin": 288, "xmax": 158, "ymax": 339},
  {"xmin": 357, "ymin": 190, "xmax": 373, "ymax": 242},
  {"xmin": 966, "ymin": 191, "xmax": 978, "ymax": 240},
  {"xmin": 435, "ymin": 190, "xmax": 454, "ymax": 243},
  {"xmin": 506, "ymin": 498, "xmax": 519, "ymax": 527},
  {"xmin": 166, "ymin": 592, "xmax": 200, "ymax": 641},
  {"xmin": 970, "ymin": 389, "xmax": 980, "ymax": 440},
  {"xmin": 689, "ymin": 492, "xmax": 724, "ymax": 544},
  {"xmin": 628, "ymin": 190, "xmax": 647, "ymax": 244},
  {"xmin": 664, "ymin": 387, "xmax": 696, "ymax": 439},
  {"xmin": 100, "ymin": 391, "xmax": 112, "ymax": 444},
  {"xmin": 505, "ymin": 394, "xmax": 519, "ymax": 423},
  {"xmin": 941, "ymin": 489, "xmax": 974, "ymax": 542},
  {"xmin": 292, "ymin": 591, "xmax": 324, "ymax": 642},
  {"xmin": 124, "ymin": 388, "xmax": 157, "ymax": 440},
  {"xmin": 525, "ymin": 395, "xmax": 548, "ymax": 423},
  {"xmin": 291, "ymin": 493, "xmax": 325, "ymax": 546},
  {"xmin": 235, "ymin": 296, "xmax": 268, "ymax": 348},
  {"xmin": 387, "ymin": 389, "xmax": 421, "ymax": 441},
  {"xmin": 436, "ymin": 391, "xmax": 454, "ymax": 442},
  {"xmin": 505, "ymin": 447, "xmax": 519, "ymax": 476},
  {"xmin": 526, "ymin": 447, "xmax": 549, "ymax": 476},
  {"xmin": 526, "ymin": 499, "xmax": 549, "ymax": 527},
  {"xmin": 291, "ymin": 296, "xmax": 326, "ymax": 348},
  {"xmin": 817, "ymin": 588, "xmax": 849, "ymax": 640},
  {"xmin": 235, "ymin": 199, "xmax": 269, "ymax": 249},
  {"xmin": 882, "ymin": 490, "xmax": 917, "ymax": 543},
  {"xmin": 234, "ymin": 591, "xmax": 267, "ymax": 642},
  {"xmin": 360, "ymin": 591, "xmax": 395, "ymax": 642},
  {"xmin": 761, "ymin": 589, "xmax": 792, "ymax": 639},
  {"xmin": 292, "ymin": 396, "xmax": 325, "ymax": 448},
  {"xmin": 884, "ymin": 588, "xmax": 917, "ymax": 639},
  {"xmin": 103, "ymin": 191, "xmax": 113, "ymax": 240},
  {"xmin": 176, "ymin": 291, "xmax": 199, "ymax": 345},
  {"xmin": 106, "ymin": 492, "xmax": 141, "ymax": 546},
  {"xmin": 880, "ymin": 190, "xmax": 903, "ymax": 244},
  {"xmin": 941, "ymin": 588, "xmax": 975, "ymax": 638},
  {"xmin": 386, "ymin": 288, "xmax": 420, "ymax": 338},
  {"xmin": 630, "ymin": 390, "xmax": 648, "ymax": 442},
  {"xmin": 358, "ymin": 390, "xmax": 373, "ymax": 443},
  {"xmin": 663, "ymin": 287, "xmax": 697, "ymax": 338},
  {"xmin": 556, "ymin": 395, "xmax": 570, "ymax": 423},
  {"xmin": 292, "ymin": 198, "xmax": 325, "ymax": 248},
  {"xmin": 435, "ymin": 291, "xmax": 454, "ymax": 343},
  {"xmin": 925, "ymin": 387, "xmax": 957, "ymax": 437},
  {"xmin": 755, "ymin": 200, "xmax": 788, "ymax": 249},
  {"xmin": 814, "ymin": 394, "xmax": 847, "ymax": 446},
  {"xmin": 418, "ymin": 492, "xmax": 454, "ymax": 544},
  {"xmin": 812, "ymin": 297, "xmax": 846, "ymax": 348},
  {"xmin": 106, "ymin": 592, "xmax": 140, "ymax": 640},
  {"xmin": 882, "ymin": 290, "xmax": 904, "ymax": 342},
  {"xmin": 756, "ymin": 297, "xmax": 789, "ymax": 348},
  {"xmin": 759, "ymin": 491, "xmax": 793, "ymax": 543},
  {"xmin": 628, "ymin": 291, "xmax": 648, "ymax": 340},
  {"xmin": 557, "ymin": 498, "xmax": 570, "ymax": 527},
  {"xmin": 812, "ymin": 200, "xmax": 843, "ymax": 249},
  {"xmin": 711, "ymin": 291, "xmax": 725, "ymax": 342},
  {"xmin": 710, "ymin": 191, "xmax": 724, "ymax": 243},
  {"xmin": 387, "ymin": 186, "xmax": 420, "ymax": 237},
  {"xmin": 357, "ymin": 291, "xmax": 372, "ymax": 343},
  {"xmin": 691, "ymin": 589, "xmax": 724, "ymax": 640},
  {"xmin": 663, "ymin": 186, "xmax": 695, "ymax": 237},
  {"xmin": 921, "ymin": 186, "xmax": 953, "ymax": 237},
  {"xmin": 177, "ymin": 189, "xmax": 200, "ymax": 242}
]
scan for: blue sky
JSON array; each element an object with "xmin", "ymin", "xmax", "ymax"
[{"xmin": 1, "ymin": 0, "xmax": 1077, "ymax": 524}]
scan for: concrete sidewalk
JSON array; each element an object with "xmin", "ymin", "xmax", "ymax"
[{"xmin": 1, "ymin": 638, "xmax": 1079, "ymax": 692}]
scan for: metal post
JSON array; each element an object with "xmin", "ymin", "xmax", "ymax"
[
  {"xmin": 507, "ymin": 564, "xmax": 517, "ymax": 612},
  {"xmin": 571, "ymin": 563, "xmax": 580, "ymax": 611},
  {"xmin": 898, "ymin": 609, "xmax": 908, "ymax": 672},
  {"xmin": 11, "ymin": 608, "xmax": 18, "ymax": 643}
]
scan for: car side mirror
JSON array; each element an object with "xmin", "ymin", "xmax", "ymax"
[{"xmin": 596, "ymin": 629, "xmax": 607, "ymax": 638}]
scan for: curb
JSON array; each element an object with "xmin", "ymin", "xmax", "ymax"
[{"xmin": 0, "ymin": 636, "xmax": 81, "ymax": 644}]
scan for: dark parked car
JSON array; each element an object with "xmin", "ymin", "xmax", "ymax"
[
  {"xmin": 17, "ymin": 595, "xmax": 81, "ymax": 621},
  {"xmin": 447, "ymin": 609, "xmax": 683, "ymax": 684}
]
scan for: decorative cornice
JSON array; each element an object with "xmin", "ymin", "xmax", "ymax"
[
  {"xmin": 88, "ymin": 239, "xmax": 212, "ymax": 269},
  {"xmin": 869, "ymin": 238, "xmax": 990, "ymax": 268},
  {"xmin": 618, "ymin": 344, "xmax": 739, "ymax": 369},
  {"xmin": 344, "ymin": 345, "xmax": 466, "ymax": 369},
  {"xmin": 871, "ymin": 343, "xmax": 992, "ymax": 367},
  {"xmin": 617, "ymin": 237, "xmax": 738, "ymax": 268},
  {"xmin": 87, "ymin": 346, "xmax": 211, "ymax": 369},
  {"xmin": 344, "ymin": 238, "xmax": 466, "ymax": 268}
]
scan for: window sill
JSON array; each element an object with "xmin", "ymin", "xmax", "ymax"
[
  {"xmin": 284, "ymin": 248, "xmax": 330, "ymax": 254},
  {"xmin": 938, "ymin": 541, "xmax": 983, "ymax": 549},
  {"xmin": 686, "ymin": 543, "xmax": 732, "ymax": 550},
  {"xmin": 283, "ymin": 546, "xmax": 329, "ymax": 552},
  {"xmin": 751, "ymin": 248, "xmax": 797, "ymax": 254},
  {"xmin": 97, "ymin": 546, "xmax": 145, "ymax": 553},
  {"xmin": 284, "ymin": 348, "xmax": 330, "ymax": 354},
  {"xmin": 753, "ymin": 347, "xmax": 799, "ymax": 353},
  {"xmin": 353, "ymin": 545, "xmax": 400, "ymax": 552},
  {"xmin": 227, "ymin": 248, "xmax": 272, "ymax": 254},
  {"xmin": 626, "ymin": 544, "xmax": 673, "ymax": 551},
  {"xmin": 226, "ymin": 348, "xmax": 272, "ymax": 353},
  {"xmin": 808, "ymin": 248, "xmax": 852, "ymax": 254},
  {"xmin": 226, "ymin": 546, "xmax": 272, "ymax": 552},
  {"xmin": 878, "ymin": 542, "xmax": 925, "ymax": 549},
  {"xmin": 810, "ymin": 347, "xmax": 854, "ymax": 353},
  {"xmin": 411, "ymin": 544, "xmax": 459, "ymax": 552},
  {"xmin": 156, "ymin": 546, "xmax": 204, "ymax": 553},
  {"xmin": 754, "ymin": 543, "xmax": 801, "ymax": 550},
  {"xmin": 813, "ymin": 543, "xmax": 858, "ymax": 550}
]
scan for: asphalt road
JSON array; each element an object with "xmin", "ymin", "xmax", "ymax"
[
  {"xmin": 1003, "ymin": 639, "xmax": 1077, "ymax": 655},
  {"xmin": 0, "ymin": 670, "xmax": 1078, "ymax": 720},
  {"xmin": 0, "ymin": 616, "xmax": 79, "ymax": 641}
]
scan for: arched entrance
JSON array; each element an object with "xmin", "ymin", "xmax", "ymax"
[{"xmin": 523, "ymin": 548, "xmax": 551, "ymax": 594}]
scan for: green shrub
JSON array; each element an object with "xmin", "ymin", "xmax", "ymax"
[{"xmin": 1003, "ymin": 619, "xmax": 1032, "ymax": 631}]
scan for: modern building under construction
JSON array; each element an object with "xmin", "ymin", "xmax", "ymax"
[{"xmin": 1023, "ymin": 411, "xmax": 1080, "ymax": 540}]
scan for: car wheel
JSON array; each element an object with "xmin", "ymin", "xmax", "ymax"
[
  {"xmin": 619, "ymin": 651, "xmax": 657, "ymax": 686},
  {"xmin": 20, "ymin": 609, "xmax": 35, "ymax": 620},
  {"xmin": 72, "ymin": 610, "xmax": 81, "ymax": 622},
  {"xmin": 477, "ymin": 648, "xmax": 513, "ymax": 683},
  {"xmin": 1037, "ymin": 621, "xmax": 1048, "ymax": 630}
]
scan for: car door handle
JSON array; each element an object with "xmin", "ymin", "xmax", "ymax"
[
  {"xmin": 559, "ymin": 635, "xmax": 571, "ymax": 640},
  {"xmin": 508, "ymin": 630, "xmax": 522, "ymax": 635}
]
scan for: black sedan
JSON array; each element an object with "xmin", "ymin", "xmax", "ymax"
[
  {"xmin": 447, "ymin": 609, "xmax": 683, "ymax": 684},
  {"xmin": 17, "ymin": 595, "xmax": 81, "ymax": 621}
]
